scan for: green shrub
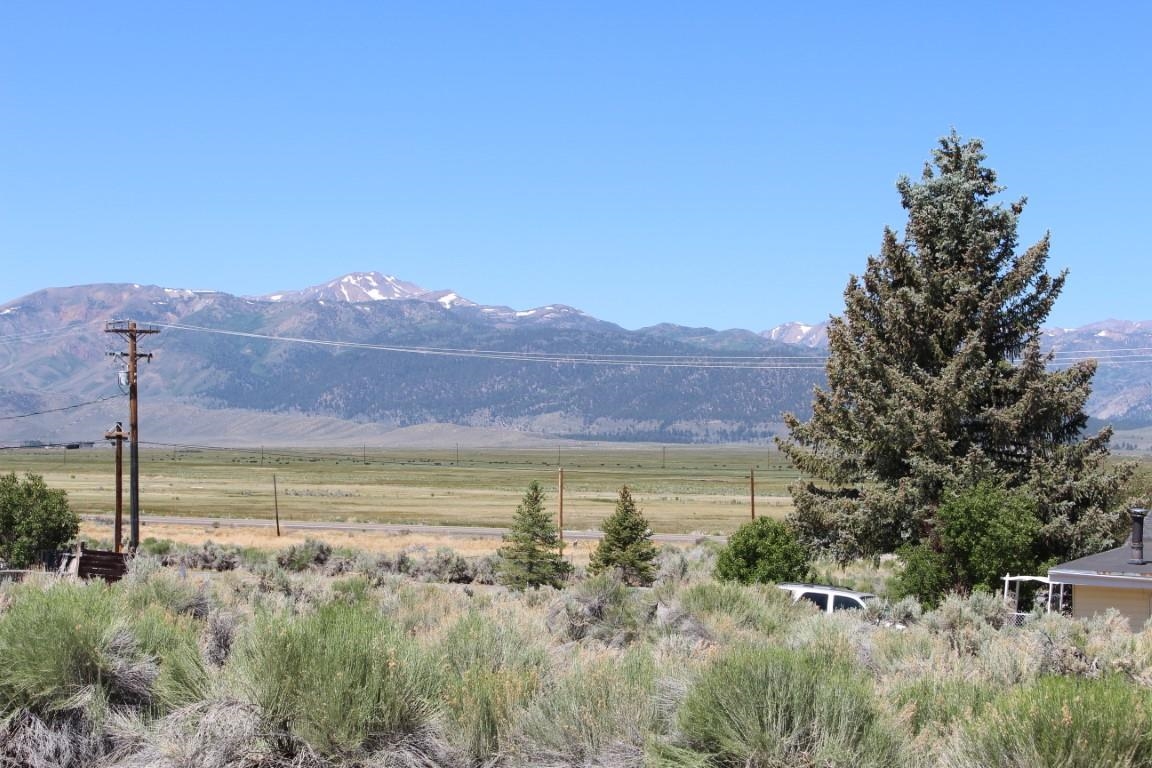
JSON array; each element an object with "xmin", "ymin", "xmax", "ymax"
[
  {"xmin": 675, "ymin": 644, "xmax": 903, "ymax": 767},
  {"xmin": 0, "ymin": 582, "xmax": 158, "ymax": 718},
  {"xmin": 176, "ymin": 540, "xmax": 241, "ymax": 571},
  {"xmin": 891, "ymin": 678, "xmax": 995, "ymax": 736},
  {"xmin": 435, "ymin": 609, "xmax": 544, "ymax": 761},
  {"xmin": 515, "ymin": 647, "xmax": 656, "ymax": 765},
  {"xmin": 231, "ymin": 600, "xmax": 437, "ymax": 758},
  {"xmin": 893, "ymin": 483, "xmax": 1040, "ymax": 607},
  {"xmin": 131, "ymin": 605, "xmax": 210, "ymax": 708},
  {"xmin": 275, "ymin": 538, "xmax": 331, "ymax": 572},
  {"xmin": 548, "ymin": 570, "xmax": 651, "ymax": 644},
  {"xmin": 714, "ymin": 517, "xmax": 811, "ymax": 585},
  {"xmin": 889, "ymin": 544, "xmax": 952, "ymax": 608},
  {"xmin": 948, "ymin": 675, "xmax": 1152, "ymax": 768},
  {"xmin": 0, "ymin": 473, "xmax": 79, "ymax": 568},
  {"xmin": 138, "ymin": 537, "xmax": 175, "ymax": 557},
  {"xmin": 677, "ymin": 581, "xmax": 792, "ymax": 635},
  {"xmin": 936, "ymin": 482, "xmax": 1039, "ymax": 593}
]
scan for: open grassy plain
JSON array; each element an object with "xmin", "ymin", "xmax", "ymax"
[{"xmin": 3, "ymin": 443, "xmax": 798, "ymax": 536}]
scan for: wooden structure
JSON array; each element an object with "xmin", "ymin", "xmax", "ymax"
[{"xmin": 58, "ymin": 542, "xmax": 129, "ymax": 583}]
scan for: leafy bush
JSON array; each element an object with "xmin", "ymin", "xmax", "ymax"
[
  {"xmin": 889, "ymin": 544, "xmax": 951, "ymax": 608},
  {"xmin": 947, "ymin": 675, "xmax": 1152, "ymax": 768},
  {"xmin": 0, "ymin": 472, "xmax": 79, "ymax": 568},
  {"xmin": 936, "ymin": 482, "xmax": 1040, "ymax": 592},
  {"xmin": 714, "ymin": 517, "xmax": 810, "ymax": 585},
  {"xmin": 675, "ymin": 644, "xmax": 903, "ymax": 767},
  {"xmin": 892, "ymin": 483, "xmax": 1040, "ymax": 606}
]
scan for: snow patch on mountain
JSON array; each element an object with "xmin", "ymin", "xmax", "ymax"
[{"xmin": 763, "ymin": 321, "xmax": 828, "ymax": 347}]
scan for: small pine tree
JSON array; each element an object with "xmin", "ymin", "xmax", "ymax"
[
  {"xmin": 588, "ymin": 486, "xmax": 657, "ymax": 586},
  {"xmin": 497, "ymin": 481, "xmax": 572, "ymax": 589}
]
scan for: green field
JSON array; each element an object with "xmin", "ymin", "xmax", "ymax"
[{"xmin": 1, "ymin": 444, "xmax": 802, "ymax": 534}]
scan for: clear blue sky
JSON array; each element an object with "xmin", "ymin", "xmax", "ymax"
[{"xmin": 2, "ymin": 2, "xmax": 1148, "ymax": 331}]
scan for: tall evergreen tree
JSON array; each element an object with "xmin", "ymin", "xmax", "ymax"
[
  {"xmin": 588, "ymin": 486, "xmax": 657, "ymax": 586},
  {"xmin": 778, "ymin": 132, "xmax": 1131, "ymax": 563},
  {"xmin": 497, "ymin": 480, "xmax": 572, "ymax": 589}
]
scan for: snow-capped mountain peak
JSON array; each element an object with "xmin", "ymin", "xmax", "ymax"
[{"xmin": 258, "ymin": 271, "xmax": 476, "ymax": 307}]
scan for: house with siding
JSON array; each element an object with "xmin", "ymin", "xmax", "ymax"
[{"xmin": 1048, "ymin": 508, "xmax": 1152, "ymax": 630}]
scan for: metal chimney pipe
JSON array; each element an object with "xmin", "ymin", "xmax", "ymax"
[{"xmin": 1129, "ymin": 508, "xmax": 1148, "ymax": 565}]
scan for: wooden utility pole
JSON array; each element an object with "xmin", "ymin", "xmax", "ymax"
[
  {"xmin": 558, "ymin": 466, "xmax": 565, "ymax": 557},
  {"xmin": 273, "ymin": 474, "xmax": 281, "ymax": 536},
  {"xmin": 105, "ymin": 320, "xmax": 158, "ymax": 552},
  {"xmin": 750, "ymin": 467, "xmax": 756, "ymax": 520},
  {"xmin": 104, "ymin": 422, "xmax": 126, "ymax": 552}
]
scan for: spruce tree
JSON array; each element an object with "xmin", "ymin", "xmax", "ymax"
[
  {"xmin": 778, "ymin": 132, "xmax": 1131, "ymax": 563},
  {"xmin": 497, "ymin": 480, "xmax": 572, "ymax": 589},
  {"xmin": 588, "ymin": 486, "xmax": 657, "ymax": 586}
]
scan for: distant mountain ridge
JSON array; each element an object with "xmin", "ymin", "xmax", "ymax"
[{"xmin": 1, "ymin": 273, "xmax": 1150, "ymax": 446}]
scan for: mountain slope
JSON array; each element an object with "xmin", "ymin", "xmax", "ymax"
[
  {"xmin": 2, "ymin": 275, "xmax": 1149, "ymax": 447},
  {"xmin": 0, "ymin": 278, "xmax": 823, "ymax": 444}
]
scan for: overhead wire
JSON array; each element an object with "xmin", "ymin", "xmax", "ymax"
[
  {"xmin": 155, "ymin": 322, "xmax": 1152, "ymax": 368},
  {"xmin": 155, "ymin": 322, "xmax": 830, "ymax": 369},
  {"xmin": 0, "ymin": 393, "xmax": 126, "ymax": 421}
]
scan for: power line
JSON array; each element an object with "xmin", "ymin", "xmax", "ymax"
[
  {"xmin": 0, "ymin": 393, "xmax": 125, "ymax": 421},
  {"xmin": 153, "ymin": 322, "xmax": 1152, "ymax": 368},
  {"xmin": 0, "ymin": 320, "xmax": 104, "ymax": 344},
  {"xmin": 155, "ymin": 322, "xmax": 829, "ymax": 369}
]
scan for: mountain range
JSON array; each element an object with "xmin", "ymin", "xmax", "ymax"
[{"xmin": 1, "ymin": 272, "xmax": 1150, "ymax": 447}]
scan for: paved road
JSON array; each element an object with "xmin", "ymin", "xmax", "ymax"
[{"xmin": 82, "ymin": 514, "xmax": 727, "ymax": 544}]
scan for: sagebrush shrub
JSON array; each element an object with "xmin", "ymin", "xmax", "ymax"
[
  {"xmin": 435, "ymin": 609, "xmax": 544, "ymax": 762},
  {"xmin": 514, "ymin": 646, "xmax": 657, "ymax": 766},
  {"xmin": 675, "ymin": 644, "xmax": 903, "ymax": 768},
  {"xmin": 677, "ymin": 581, "xmax": 793, "ymax": 636},
  {"xmin": 947, "ymin": 675, "xmax": 1152, "ymax": 768},
  {"xmin": 231, "ymin": 600, "xmax": 437, "ymax": 758},
  {"xmin": 275, "ymin": 538, "xmax": 331, "ymax": 572}
]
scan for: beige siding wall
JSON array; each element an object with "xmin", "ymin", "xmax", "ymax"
[{"xmin": 1073, "ymin": 586, "xmax": 1152, "ymax": 630}]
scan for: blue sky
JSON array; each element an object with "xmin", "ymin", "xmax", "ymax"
[{"xmin": 2, "ymin": 2, "xmax": 1149, "ymax": 332}]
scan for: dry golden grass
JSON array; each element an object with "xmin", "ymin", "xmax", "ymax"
[
  {"xmin": 13, "ymin": 445, "xmax": 794, "ymax": 535},
  {"xmin": 78, "ymin": 519, "xmax": 604, "ymax": 565}
]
